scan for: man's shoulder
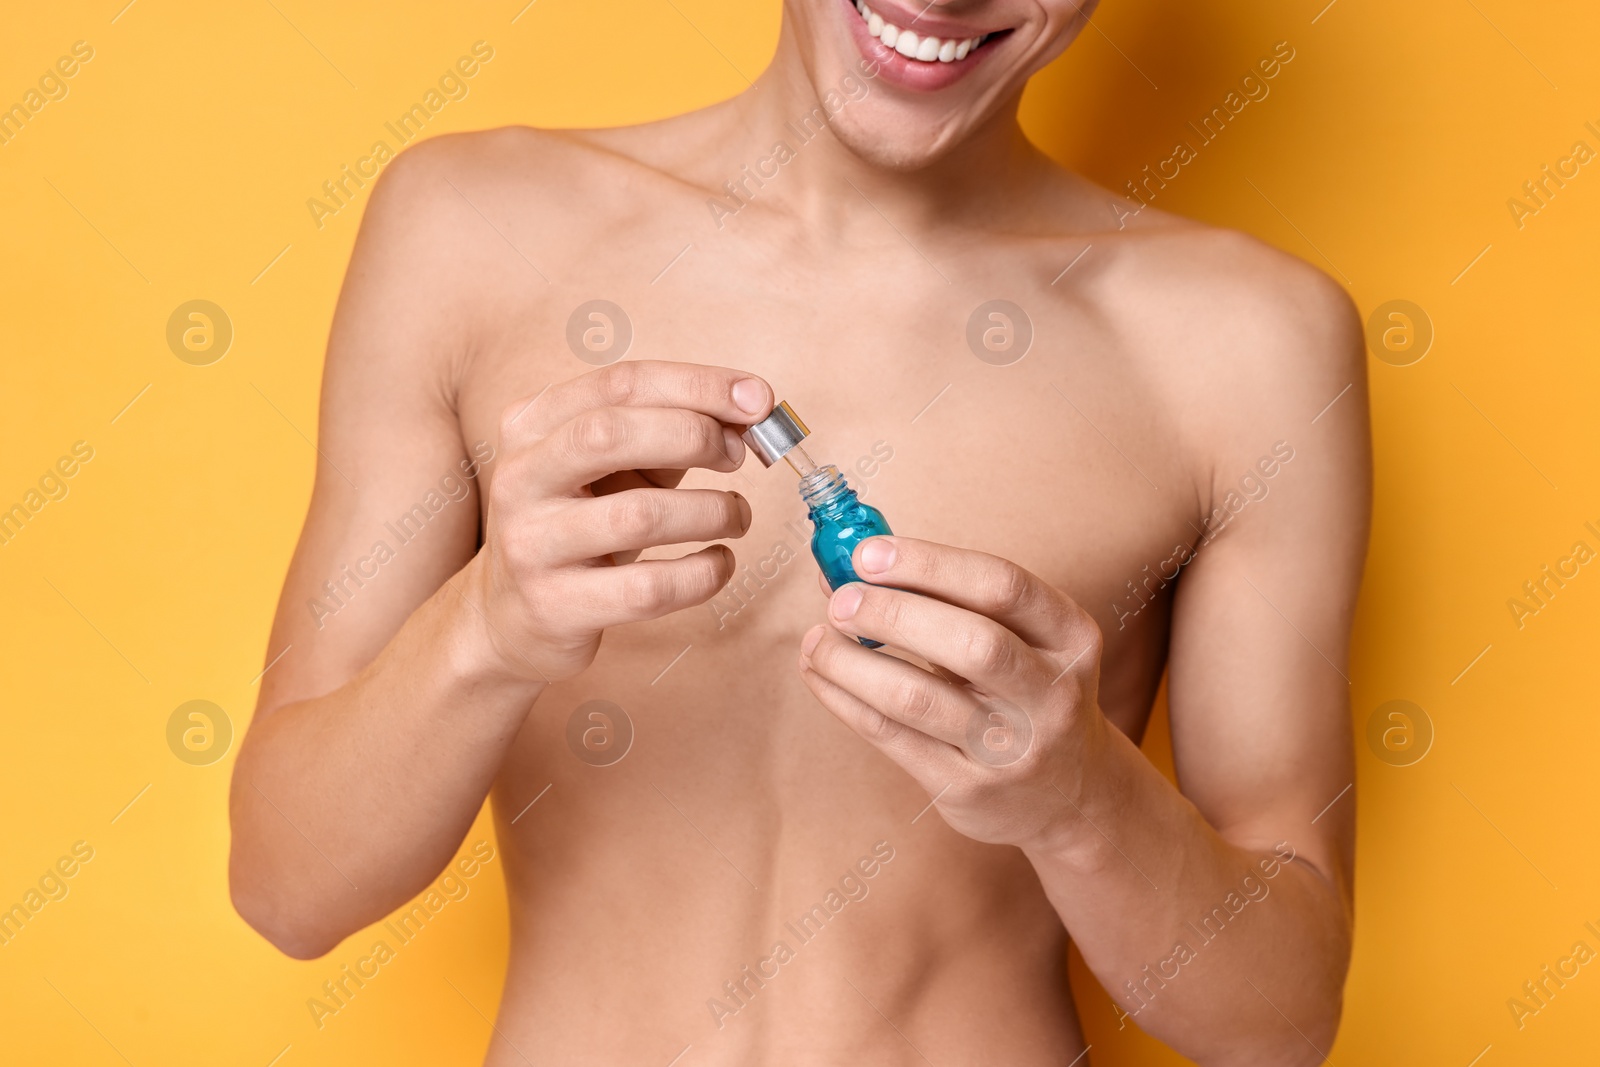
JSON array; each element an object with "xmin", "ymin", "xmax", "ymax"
[
  {"xmin": 365, "ymin": 125, "xmax": 605, "ymax": 216},
  {"xmin": 360, "ymin": 121, "xmax": 699, "ymax": 269},
  {"xmin": 1066, "ymin": 209, "xmax": 1363, "ymax": 441},
  {"xmin": 1088, "ymin": 209, "xmax": 1356, "ymax": 352}
]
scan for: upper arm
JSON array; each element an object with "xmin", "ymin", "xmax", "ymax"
[
  {"xmin": 253, "ymin": 137, "xmax": 490, "ymax": 719},
  {"xmin": 1164, "ymin": 244, "xmax": 1370, "ymax": 893}
]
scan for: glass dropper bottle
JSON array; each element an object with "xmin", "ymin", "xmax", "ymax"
[{"xmin": 743, "ymin": 402, "xmax": 893, "ymax": 648}]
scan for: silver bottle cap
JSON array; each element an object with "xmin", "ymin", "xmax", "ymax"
[{"xmin": 741, "ymin": 400, "xmax": 810, "ymax": 467}]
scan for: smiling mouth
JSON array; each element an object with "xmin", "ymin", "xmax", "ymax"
[{"xmin": 849, "ymin": 0, "xmax": 998, "ymax": 63}]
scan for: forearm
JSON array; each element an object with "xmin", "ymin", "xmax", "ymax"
[
  {"xmin": 1025, "ymin": 716, "xmax": 1350, "ymax": 1065},
  {"xmin": 229, "ymin": 562, "xmax": 543, "ymax": 958}
]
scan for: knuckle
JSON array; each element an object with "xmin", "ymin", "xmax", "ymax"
[
  {"xmin": 1059, "ymin": 606, "xmax": 1105, "ymax": 665},
  {"xmin": 875, "ymin": 590, "xmax": 909, "ymax": 634},
  {"xmin": 598, "ymin": 361, "xmax": 640, "ymax": 407},
  {"xmin": 994, "ymin": 562, "xmax": 1033, "ymax": 615},
  {"xmin": 487, "ymin": 466, "xmax": 518, "ymax": 513},
  {"xmin": 863, "ymin": 708, "xmax": 900, "ymax": 744},
  {"xmin": 572, "ymin": 407, "xmax": 626, "ymax": 456},
  {"xmin": 892, "ymin": 676, "xmax": 938, "ymax": 726},
  {"xmin": 620, "ymin": 567, "xmax": 674, "ymax": 615},
  {"xmin": 497, "ymin": 399, "xmax": 534, "ymax": 447},
  {"xmin": 964, "ymin": 625, "xmax": 1016, "ymax": 677},
  {"xmin": 683, "ymin": 412, "xmax": 722, "ymax": 458},
  {"xmin": 496, "ymin": 405, "xmax": 520, "ymax": 443},
  {"xmin": 609, "ymin": 492, "xmax": 664, "ymax": 542},
  {"xmin": 1080, "ymin": 620, "xmax": 1105, "ymax": 661}
]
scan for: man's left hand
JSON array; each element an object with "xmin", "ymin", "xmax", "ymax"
[{"xmin": 798, "ymin": 535, "xmax": 1110, "ymax": 851}]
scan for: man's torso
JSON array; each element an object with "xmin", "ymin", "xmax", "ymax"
[{"xmin": 410, "ymin": 118, "xmax": 1273, "ymax": 1064}]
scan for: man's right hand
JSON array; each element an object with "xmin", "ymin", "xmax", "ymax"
[{"xmin": 460, "ymin": 360, "xmax": 774, "ymax": 684}]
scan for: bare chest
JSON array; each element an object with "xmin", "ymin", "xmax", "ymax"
[{"xmin": 455, "ymin": 241, "xmax": 1199, "ymax": 738}]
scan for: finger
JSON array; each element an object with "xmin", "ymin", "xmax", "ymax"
[
  {"xmin": 635, "ymin": 468, "xmax": 689, "ymax": 489},
  {"xmin": 507, "ymin": 361, "xmax": 774, "ymax": 443},
  {"xmin": 542, "ymin": 489, "xmax": 751, "ymax": 565},
  {"xmin": 564, "ymin": 544, "xmax": 737, "ymax": 630},
  {"xmin": 802, "ymin": 626, "xmax": 975, "ymax": 746},
  {"xmin": 589, "ymin": 469, "xmax": 685, "ymax": 497},
  {"xmin": 828, "ymin": 582, "xmax": 1052, "ymax": 696},
  {"xmin": 530, "ymin": 407, "xmax": 744, "ymax": 495},
  {"xmin": 583, "ymin": 470, "xmax": 683, "ymax": 566},
  {"xmin": 591, "ymin": 477, "xmax": 680, "ymax": 567},
  {"xmin": 852, "ymin": 536, "xmax": 1084, "ymax": 651},
  {"xmin": 798, "ymin": 628, "xmax": 965, "ymax": 780}
]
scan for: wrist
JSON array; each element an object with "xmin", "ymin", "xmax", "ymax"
[
  {"xmin": 439, "ymin": 555, "xmax": 550, "ymax": 696},
  {"xmin": 1022, "ymin": 705, "xmax": 1122, "ymax": 864}
]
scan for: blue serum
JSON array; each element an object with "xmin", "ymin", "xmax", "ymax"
[{"xmin": 743, "ymin": 402, "xmax": 891, "ymax": 648}]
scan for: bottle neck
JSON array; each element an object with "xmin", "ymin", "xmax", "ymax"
[{"xmin": 798, "ymin": 465, "xmax": 854, "ymax": 515}]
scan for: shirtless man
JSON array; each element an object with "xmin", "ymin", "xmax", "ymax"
[{"xmin": 228, "ymin": 1, "xmax": 1369, "ymax": 1063}]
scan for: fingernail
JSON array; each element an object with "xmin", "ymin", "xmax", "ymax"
[
  {"xmin": 731, "ymin": 492, "xmax": 752, "ymax": 532},
  {"xmin": 832, "ymin": 584, "xmax": 864, "ymax": 621},
  {"xmin": 858, "ymin": 537, "xmax": 895, "ymax": 574},
  {"xmin": 733, "ymin": 378, "xmax": 768, "ymax": 416},
  {"xmin": 800, "ymin": 624, "xmax": 824, "ymax": 657},
  {"xmin": 722, "ymin": 426, "xmax": 745, "ymax": 464}
]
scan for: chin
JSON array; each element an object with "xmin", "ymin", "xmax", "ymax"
[
  {"xmin": 825, "ymin": 106, "xmax": 971, "ymax": 171},
  {"xmin": 782, "ymin": 0, "xmax": 1094, "ymax": 169}
]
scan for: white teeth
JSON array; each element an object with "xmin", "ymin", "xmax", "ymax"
[{"xmin": 857, "ymin": 5, "xmax": 986, "ymax": 64}]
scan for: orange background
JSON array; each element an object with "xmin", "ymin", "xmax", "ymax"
[{"xmin": 2, "ymin": 1, "xmax": 1597, "ymax": 1063}]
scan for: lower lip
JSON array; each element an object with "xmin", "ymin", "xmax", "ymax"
[{"xmin": 840, "ymin": 0, "xmax": 994, "ymax": 92}]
